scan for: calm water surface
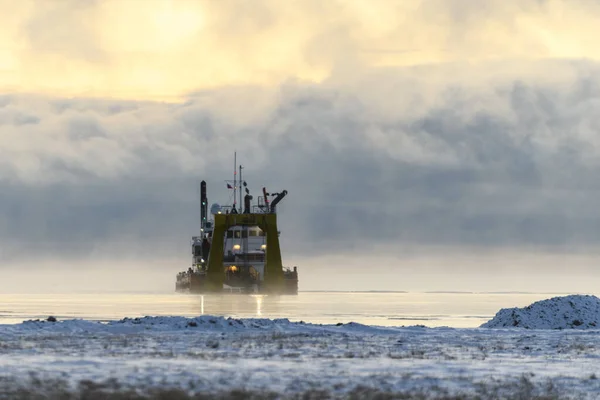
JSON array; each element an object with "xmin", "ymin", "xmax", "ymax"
[{"xmin": 0, "ymin": 291, "xmax": 578, "ymax": 328}]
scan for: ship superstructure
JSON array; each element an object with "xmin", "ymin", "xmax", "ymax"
[{"xmin": 176, "ymin": 156, "xmax": 298, "ymax": 294}]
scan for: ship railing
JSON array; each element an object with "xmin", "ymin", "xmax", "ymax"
[
  {"xmin": 283, "ymin": 266, "xmax": 298, "ymax": 279},
  {"xmin": 252, "ymin": 205, "xmax": 273, "ymax": 214},
  {"xmin": 234, "ymin": 253, "xmax": 265, "ymax": 262},
  {"xmin": 217, "ymin": 205, "xmax": 275, "ymax": 215}
]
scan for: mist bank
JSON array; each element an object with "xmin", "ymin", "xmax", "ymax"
[
  {"xmin": 2, "ymin": 246, "xmax": 600, "ymax": 293},
  {"xmin": 3, "ymin": 59, "xmax": 600, "ymax": 260}
]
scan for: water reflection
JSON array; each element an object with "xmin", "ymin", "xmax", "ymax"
[
  {"xmin": 250, "ymin": 295, "xmax": 264, "ymax": 316},
  {"xmin": 197, "ymin": 294, "xmax": 271, "ymax": 318}
]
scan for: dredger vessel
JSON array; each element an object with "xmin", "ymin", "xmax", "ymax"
[{"xmin": 175, "ymin": 156, "xmax": 298, "ymax": 294}]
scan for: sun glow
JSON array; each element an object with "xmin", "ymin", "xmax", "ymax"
[{"xmin": 3, "ymin": 0, "xmax": 600, "ymax": 101}]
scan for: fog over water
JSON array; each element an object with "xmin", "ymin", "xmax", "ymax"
[{"xmin": 3, "ymin": 248, "xmax": 600, "ymax": 294}]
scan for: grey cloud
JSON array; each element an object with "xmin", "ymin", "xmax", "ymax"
[
  {"xmin": 2, "ymin": 60, "xmax": 600, "ymax": 261},
  {"xmin": 11, "ymin": 113, "xmax": 40, "ymax": 126},
  {"xmin": 68, "ymin": 116, "xmax": 107, "ymax": 140}
]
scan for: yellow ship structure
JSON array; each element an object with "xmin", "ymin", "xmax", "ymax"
[{"xmin": 175, "ymin": 156, "xmax": 298, "ymax": 294}]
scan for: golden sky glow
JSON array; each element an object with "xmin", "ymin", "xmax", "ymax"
[{"xmin": 1, "ymin": 0, "xmax": 600, "ymax": 100}]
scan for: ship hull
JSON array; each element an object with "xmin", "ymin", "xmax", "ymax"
[{"xmin": 175, "ymin": 271, "xmax": 298, "ymax": 295}]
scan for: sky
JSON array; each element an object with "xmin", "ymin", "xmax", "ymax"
[{"xmin": 2, "ymin": 0, "xmax": 600, "ymax": 290}]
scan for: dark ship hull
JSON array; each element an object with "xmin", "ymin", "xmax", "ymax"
[{"xmin": 176, "ymin": 268, "xmax": 298, "ymax": 295}]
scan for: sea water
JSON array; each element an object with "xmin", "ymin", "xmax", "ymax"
[{"xmin": 0, "ymin": 291, "xmax": 581, "ymax": 327}]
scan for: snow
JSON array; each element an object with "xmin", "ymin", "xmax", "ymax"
[
  {"xmin": 2, "ymin": 296, "xmax": 600, "ymax": 398},
  {"xmin": 481, "ymin": 294, "xmax": 600, "ymax": 329}
]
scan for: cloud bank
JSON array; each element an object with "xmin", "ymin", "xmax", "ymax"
[{"xmin": 3, "ymin": 59, "xmax": 600, "ymax": 262}]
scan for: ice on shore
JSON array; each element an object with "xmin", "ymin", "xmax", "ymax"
[
  {"xmin": 10, "ymin": 315, "xmax": 396, "ymax": 336},
  {"xmin": 481, "ymin": 294, "xmax": 600, "ymax": 329}
]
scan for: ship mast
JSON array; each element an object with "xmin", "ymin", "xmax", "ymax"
[
  {"xmin": 239, "ymin": 164, "xmax": 243, "ymax": 210},
  {"xmin": 233, "ymin": 151, "xmax": 237, "ymax": 212},
  {"xmin": 200, "ymin": 180, "xmax": 207, "ymax": 234}
]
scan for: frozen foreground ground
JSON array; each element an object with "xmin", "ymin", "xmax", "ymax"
[{"xmin": 2, "ymin": 296, "xmax": 600, "ymax": 399}]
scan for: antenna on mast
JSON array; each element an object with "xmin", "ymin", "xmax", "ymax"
[
  {"xmin": 239, "ymin": 164, "xmax": 243, "ymax": 210},
  {"xmin": 233, "ymin": 151, "xmax": 237, "ymax": 212}
]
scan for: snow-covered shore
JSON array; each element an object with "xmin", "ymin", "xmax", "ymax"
[
  {"xmin": 483, "ymin": 294, "xmax": 600, "ymax": 329},
  {"xmin": 1, "ymin": 312, "xmax": 600, "ymax": 399}
]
